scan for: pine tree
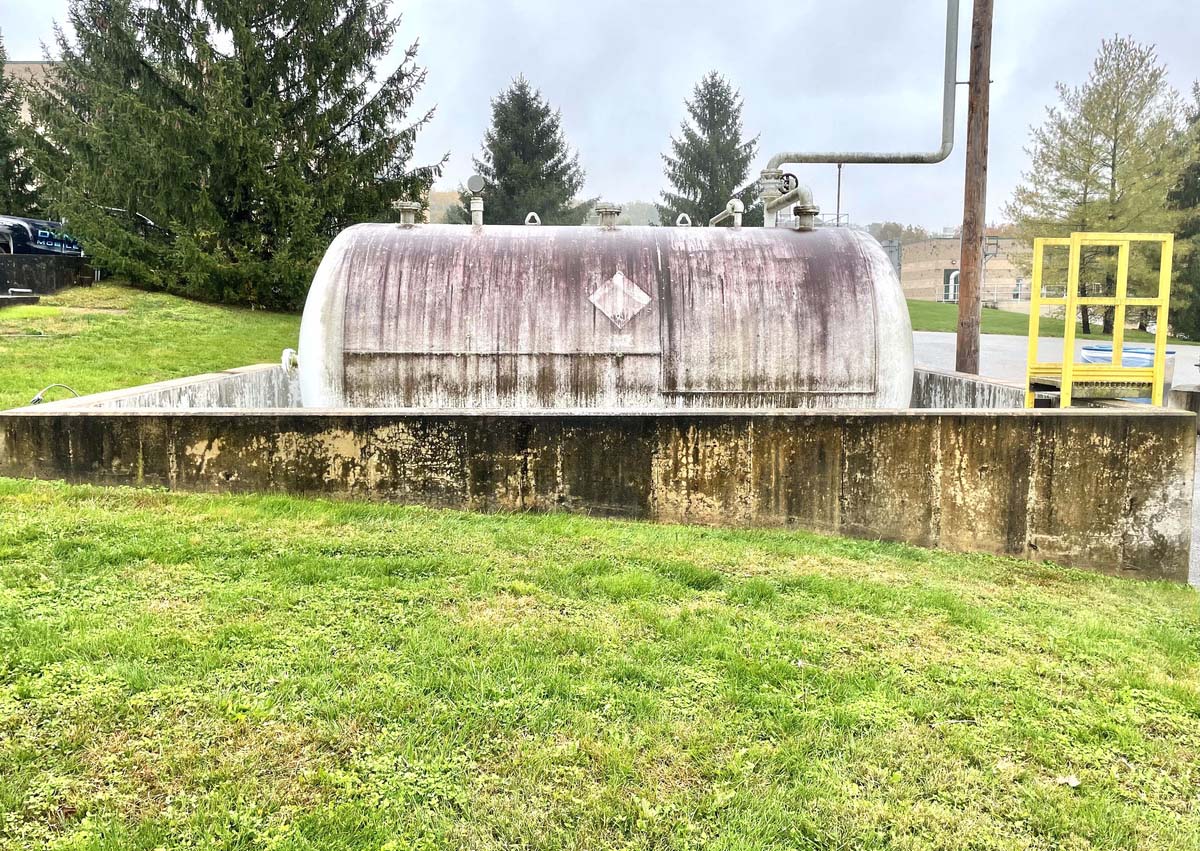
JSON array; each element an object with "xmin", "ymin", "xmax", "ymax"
[
  {"xmin": 657, "ymin": 72, "xmax": 760, "ymax": 228},
  {"xmin": 449, "ymin": 77, "xmax": 590, "ymax": 226},
  {"xmin": 1006, "ymin": 37, "xmax": 1186, "ymax": 334},
  {"xmin": 27, "ymin": 0, "xmax": 440, "ymax": 310},
  {"xmin": 0, "ymin": 30, "xmax": 40, "ymax": 216},
  {"xmin": 1168, "ymin": 83, "xmax": 1200, "ymax": 339}
]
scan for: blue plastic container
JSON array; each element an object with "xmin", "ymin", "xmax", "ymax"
[{"xmin": 1079, "ymin": 344, "xmax": 1175, "ymax": 403}]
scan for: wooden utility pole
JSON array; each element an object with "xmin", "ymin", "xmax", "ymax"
[{"xmin": 955, "ymin": 0, "xmax": 994, "ymax": 374}]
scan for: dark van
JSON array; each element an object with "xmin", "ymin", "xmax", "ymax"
[{"xmin": 0, "ymin": 215, "xmax": 84, "ymax": 256}]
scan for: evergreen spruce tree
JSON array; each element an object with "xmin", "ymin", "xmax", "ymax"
[
  {"xmin": 0, "ymin": 30, "xmax": 40, "ymax": 217},
  {"xmin": 1006, "ymin": 37, "xmax": 1186, "ymax": 333},
  {"xmin": 1168, "ymin": 82, "xmax": 1200, "ymax": 339},
  {"xmin": 449, "ymin": 77, "xmax": 590, "ymax": 226},
  {"xmin": 27, "ymin": 0, "xmax": 439, "ymax": 310},
  {"xmin": 657, "ymin": 72, "xmax": 760, "ymax": 228}
]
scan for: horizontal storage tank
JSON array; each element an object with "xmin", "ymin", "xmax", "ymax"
[{"xmin": 298, "ymin": 223, "xmax": 913, "ymax": 409}]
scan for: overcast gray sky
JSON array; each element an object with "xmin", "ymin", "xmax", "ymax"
[{"xmin": 3, "ymin": 1, "xmax": 1198, "ymax": 228}]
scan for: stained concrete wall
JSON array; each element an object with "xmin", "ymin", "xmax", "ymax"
[
  {"xmin": 1169, "ymin": 386, "xmax": 1200, "ymax": 432},
  {"xmin": 0, "ymin": 407, "xmax": 1192, "ymax": 581},
  {"xmin": 912, "ymin": 367, "xmax": 1025, "ymax": 409},
  {"xmin": 24, "ymin": 365, "xmax": 301, "ymax": 411}
]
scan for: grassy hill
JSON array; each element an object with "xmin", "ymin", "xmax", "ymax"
[{"xmin": 0, "ymin": 284, "xmax": 298, "ymax": 410}]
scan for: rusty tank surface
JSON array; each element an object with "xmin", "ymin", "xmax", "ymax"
[{"xmin": 298, "ymin": 223, "xmax": 914, "ymax": 409}]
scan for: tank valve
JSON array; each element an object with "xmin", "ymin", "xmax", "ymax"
[
  {"xmin": 393, "ymin": 201, "xmax": 421, "ymax": 227},
  {"xmin": 675, "ymin": 213, "xmax": 692, "ymax": 228},
  {"xmin": 794, "ymin": 204, "xmax": 820, "ymax": 232},
  {"xmin": 467, "ymin": 175, "xmax": 486, "ymax": 226},
  {"xmin": 525, "ymin": 212, "xmax": 542, "ymax": 226},
  {"xmin": 596, "ymin": 203, "xmax": 622, "ymax": 229}
]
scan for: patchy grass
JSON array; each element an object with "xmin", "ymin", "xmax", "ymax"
[
  {"xmin": 0, "ymin": 284, "xmax": 298, "ymax": 410},
  {"xmin": 907, "ymin": 299, "xmax": 1181, "ymax": 342},
  {"xmin": 0, "ymin": 479, "xmax": 1197, "ymax": 849}
]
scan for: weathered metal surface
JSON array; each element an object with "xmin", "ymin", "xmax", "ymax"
[
  {"xmin": 299, "ymin": 224, "xmax": 913, "ymax": 410},
  {"xmin": 0, "ymin": 406, "xmax": 1192, "ymax": 581}
]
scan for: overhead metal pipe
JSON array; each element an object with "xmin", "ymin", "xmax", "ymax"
[{"xmin": 764, "ymin": 0, "xmax": 961, "ymax": 169}]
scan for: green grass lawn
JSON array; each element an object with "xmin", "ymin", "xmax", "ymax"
[
  {"xmin": 0, "ymin": 284, "xmax": 299, "ymax": 410},
  {"xmin": 906, "ymin": 299, "xmax": 1182, "ymax": 343},
  {"xmin": 0, "ymin": 480, "xmax": 1197, "ymax": 850}
]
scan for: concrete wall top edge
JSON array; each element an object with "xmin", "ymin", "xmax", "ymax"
[
  {"xmin": 914, "ymin": 365, "xmax": 1024, "ymax": 387},
  {"xmin": 5, "ymin": 365, "xmax": 1024, "ymax": 414},
  {"xmin": 5, "ymin": 364, "xmax": 286, "ymax": 413},
  {"xmin": 1, "ymin": 408, "xmax": 1194, "ymax": 422}
]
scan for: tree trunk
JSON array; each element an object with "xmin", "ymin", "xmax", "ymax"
[{"xmin": 1102, "ymin": 268, "xmax": 1115, "ymax": 335}]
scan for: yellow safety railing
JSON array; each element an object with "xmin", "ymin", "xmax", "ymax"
[{"xmin": 1025, "ymin": 232, "xmax": 1174, "ymax": 408}]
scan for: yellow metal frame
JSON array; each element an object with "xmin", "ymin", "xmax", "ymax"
[{"xmin": 1024, "ymin": 232, "xmax": 1174, "ymax": 408}]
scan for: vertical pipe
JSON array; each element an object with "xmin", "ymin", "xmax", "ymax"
[
  {"xmin": 955, "ymin": 0, "xmax": 993, "ymax": 375},
  {"xmin": 835, "ymin": 164, "xmax": 843, "ymax": 224}
]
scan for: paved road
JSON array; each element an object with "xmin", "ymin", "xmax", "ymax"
[
  {"xmin": 913, "ymin": 331, "xmax": 1200, "ymax": 387},
  {"xmin": 913, "ymin": 332, "xmax": 1200, "ymax": 587}
]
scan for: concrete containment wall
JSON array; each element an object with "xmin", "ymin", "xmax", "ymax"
[
  {"xmin": 912, "ymin": 367, "xmax": 1025, "ymax": 409},
  {"xmin": 1169, "ymin": 386, "xmax": 1200, "ymax": 432},
  {"xmin": 0, "ymin": 407, "xmax": 1192, "ymax": 581},
  {"xmin": 95, "ymin": 365, "xmax": 299, "ymax": 410},
  {"xmin": 26, "ymin": 365, "xmax": 301, "ymax": 411}
]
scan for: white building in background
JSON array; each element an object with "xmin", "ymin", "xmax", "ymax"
[
  {"xmin": 899, "ymin": 235, "xmax": 1033, "ymax": 312},
  {"xmin": 2, "ymin": 61, "xmax": 54, "ymax": 124}
]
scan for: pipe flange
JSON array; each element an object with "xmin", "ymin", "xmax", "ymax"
[
  {"xmin": 794, "ymin": 204, "xmax": 821, "ymax": 232},
  {"xmin": 596, "ymin": 204, "xmax": 622, "ymax": 228}
]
